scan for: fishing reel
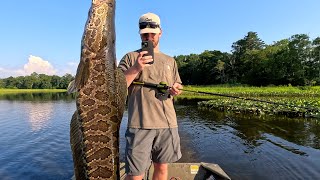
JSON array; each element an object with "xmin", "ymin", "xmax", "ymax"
[
  {"xmin": 157, "ymin": 82, "xmax": 169, "ymax": 93},
  {"xmin": 132, "ymin": 81, "xmax": 171, "ymax": 98},
  {"xmin": 156, "ymin": 82, "xmax": 171, "ymax": 98}
]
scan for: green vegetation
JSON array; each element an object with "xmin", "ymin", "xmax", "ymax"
[
  {"xmin": 179, "ymin": 85, "xmax": 320, "ymax": 97},
  {"xmin": 175, "ymin": 32, "xmax": 320, "ymax": 86},
  {"xmin": 0, "ymin": 72, "xmax": 73, "ymax": 89},
  {"xmin": 2, "ymin": 31, "xmax": 320, "ymax": 89},
  {"xmin": 0, "ymin": 89, "xmax": 66, "ymax": 95},
  {"xmin": 177, "ymin": 85, "xmax": 320, "ymax": 118},
  {"xmin": 1, "ymin": 31, "xmax": 319, "ymax": 117}
]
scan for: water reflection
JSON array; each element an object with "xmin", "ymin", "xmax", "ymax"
[
  {"xmin": 26, "ymin": 102, "xmax": 54, "ymax": 131},
  {"xmin": 222, "ymin": 112, "xmax": 320, "ymax": 150},
  {"xmin": 0, "ymin": 93, "xmax": 76, "ymax": 180},
  {"xmin": 175, "ymin": 105, "xmax": 320, "ymax": 179},
  {"xmin": 0, "ymin": 92, "xmax": 75, "ymax": 101},
  {"xmin": 179, "ymin": 105, "xmax": 320, "ymax": 150}
]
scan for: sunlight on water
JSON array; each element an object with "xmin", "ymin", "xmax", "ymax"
[
  {"xmin": 26, "ymin": 103, "xmax": 54, "ymax": 131},
  {"xmin": 0, "ymin": 98, "xmax": 76, "ymax": 180}
]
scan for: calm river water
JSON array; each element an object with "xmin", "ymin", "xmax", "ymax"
[{"xmin": 0, "ymin": 93, "xmax": 319, "ymax": 180}]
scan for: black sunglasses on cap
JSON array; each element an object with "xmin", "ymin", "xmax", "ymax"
[{"xmin": 139, "ymin": 22, "xmax": 160, "ymax": 29}]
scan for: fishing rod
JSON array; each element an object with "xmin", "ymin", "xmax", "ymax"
[{"xmin": 132, "ymin": 81, "xmax": 320, "ymax": 112}]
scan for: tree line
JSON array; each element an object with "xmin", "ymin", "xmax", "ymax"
[
  {"xmin": 0, "ymin": 72, "xmax": 74, "ymax": 89},
  {"xmin": 1, "ymin": 31, "xmax": 320, "ymax": 89},
  {"xmin": 175, "ymin": 32, "xmax": 320, "ymax": 86}
]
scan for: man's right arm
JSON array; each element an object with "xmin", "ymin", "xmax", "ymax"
[
  {"xmin": 123, "ymin": 66, "xmax": 140, "ymax": 87},
  {"xmin": 120, "ymin": 51, "xmax": 153, "ymax": 87}
]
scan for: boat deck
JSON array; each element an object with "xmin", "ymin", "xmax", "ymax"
[
  {"xmin": 120, "ymin": 162, "xmax": 231, "ymax": 180},
  {"xmin": 72, "ymin": 162, "xmax": 231, "ymax": 179}
]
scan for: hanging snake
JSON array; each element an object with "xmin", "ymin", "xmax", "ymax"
[{"xmin": 69, "ymin": 0, "xmax": 127, "ymax": 179}]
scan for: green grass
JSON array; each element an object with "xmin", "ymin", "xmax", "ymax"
[
  {"xmin": 176, "ymin": 85, "xmax": 320, "ymax": 118},
  {"xmin": 0, "ymin": 88, "xmax": 67, "ymax": 95},
  {"xmin": 180, "ymin": 85, "xmax": 320, "ymax": 97}
]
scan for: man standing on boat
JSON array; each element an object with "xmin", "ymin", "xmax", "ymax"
[{"xmin": 118, "ymin": 12, "xmax": 183, "ymax": 180}]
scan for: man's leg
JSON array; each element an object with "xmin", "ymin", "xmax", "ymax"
[
  {"xmin": 152, "ymin": 162, "xmax": 168, "ymax": 180},
  {"xmin": 151, "ymin": 128, "xmax": 182, "ymax": 180},
  {"xmin": 125, "ymin": 174, "xmax": 144, "ymax": 180},
  {"xmin": 125, "ymin": 128, "xmax": 154, "ymax": 180}
]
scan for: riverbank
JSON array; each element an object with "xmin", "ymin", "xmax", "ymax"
[
  {"xmin": 179, "ymin": 85, "xmax": 320, "ymax": 98},
  {"xmin": 0, "ymin": 89, "xmax": 67, "ymax": 95},
  {"xmin": 1, "ymin": 86, "xmax": 319, "ymax": 118},
  {"xmin": 2, "ymin": 85, "xmax": 319, "ymax": 96},
  {"xmin": 177, "ymin": 85, "xmax": 320, "ymax": 118}
]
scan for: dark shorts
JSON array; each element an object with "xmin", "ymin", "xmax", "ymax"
[{"xmin": 125, "ymin": 128, "xmax": 182, "ymax": 176}]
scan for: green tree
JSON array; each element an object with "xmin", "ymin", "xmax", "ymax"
[
  {"xmin": 0, "ymin": 79, "xmax": 4, "ymax": 88},
  {"xmin": 22, "ymin": 75, "xmax": 35, "ymax": 89},
  {"xmin": 231, "ymin": 31, "xmax": 265, "ymax": 83},
  {"xmin": 15, "ymin": 76, "xmax": 25, "ymax": 89},
  {"xmin": 241, "ymin": 48, "xmax": 270, "ymax": 85},
  {"xmin": 30, "ymin": 72, "xmax": 41, "ymax": 88},
  {"xmin": 59, "ymin": 73, "xmax": 74, "ymax": 89},
  {"xmin": 51, "ymin": 75, "xmax": 61, "ymax": 89},
  {"xmin": 4, "ymin": 76, "xmax": 18, "ymax": 88},
  {"xmin": 215, "ymin": 60, "xmax": 226, "ymax": 83},
  {"xmin": 310, "ymin": 37, "xmax": 320, "ymax": 85},
  {"xmin": 286, "ymin": 34, "xmax": 312, "ymax": 85},
  {"xmin": 175, "ymin": 54, "xmax": 200, "ymax": 85},
  {"xmin": 38, "ymin": 74, "xmax": 52, "ymax": 89},
  {"xmin": 201, "ymin": 50, "xmax": 231, "ymax": 84},
  {"xmin": 266, "ymin": 39, "xmax": 290, "ymax": 85}
]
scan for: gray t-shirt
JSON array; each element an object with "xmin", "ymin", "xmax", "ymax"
[{"xmin": 118, "ymin": 50, "xmax": 182, "ymax": 129}]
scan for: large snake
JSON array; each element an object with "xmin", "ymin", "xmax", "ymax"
[{"xmin": 69, "ymin": 0, "xmax": 127, "ymax": 179}]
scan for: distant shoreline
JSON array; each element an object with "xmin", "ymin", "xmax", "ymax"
[{"xmin": 0, "ymin": 89, "xmax": 67, "ymax": 94}]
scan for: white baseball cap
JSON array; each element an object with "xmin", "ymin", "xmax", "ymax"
[{"xmin": 139, "ymin": 12, "xmax": 161, "ymax": 34}]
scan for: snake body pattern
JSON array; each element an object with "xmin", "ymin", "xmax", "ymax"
[{"xmin": 70, "ymin": 0, "xmax": 127, "ymax": 179}]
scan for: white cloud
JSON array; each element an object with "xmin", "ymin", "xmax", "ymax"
[
  {"xmin": 23, "ymin": 55, "xmax": 57, "ymax": 75},
  {"xmin": 0, "ymin": 55, "xmax": 78, "ymax": 78},
  {"xmin": 0, "ymin": 67, "xmax": 24, "ymax": 78}
]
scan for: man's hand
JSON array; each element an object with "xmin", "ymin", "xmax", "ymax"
[
  {"xmin": 132, "ymin": 51, "xmax": 153, "ymax": 72},
  {"xmin": 123, "ymin": 51, "xmax": 153, "ymax": 87},
  {"xmin": 169, "ymin": 83, "xmax": 183, "ymax": 96}
]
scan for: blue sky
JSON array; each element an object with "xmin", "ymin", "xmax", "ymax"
[{"xmin": 0, "ymin": 0, "xmax": 319, "ymax": 78}]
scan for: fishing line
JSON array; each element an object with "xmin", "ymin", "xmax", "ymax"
[{"xmin": 132, "ymin": 81, "xmax": 320, "ymax": 112}]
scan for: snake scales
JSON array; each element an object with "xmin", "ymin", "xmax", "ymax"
[{"xmin": 70, "ymin": 0, "xmax": 127, "ymax": 179}]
